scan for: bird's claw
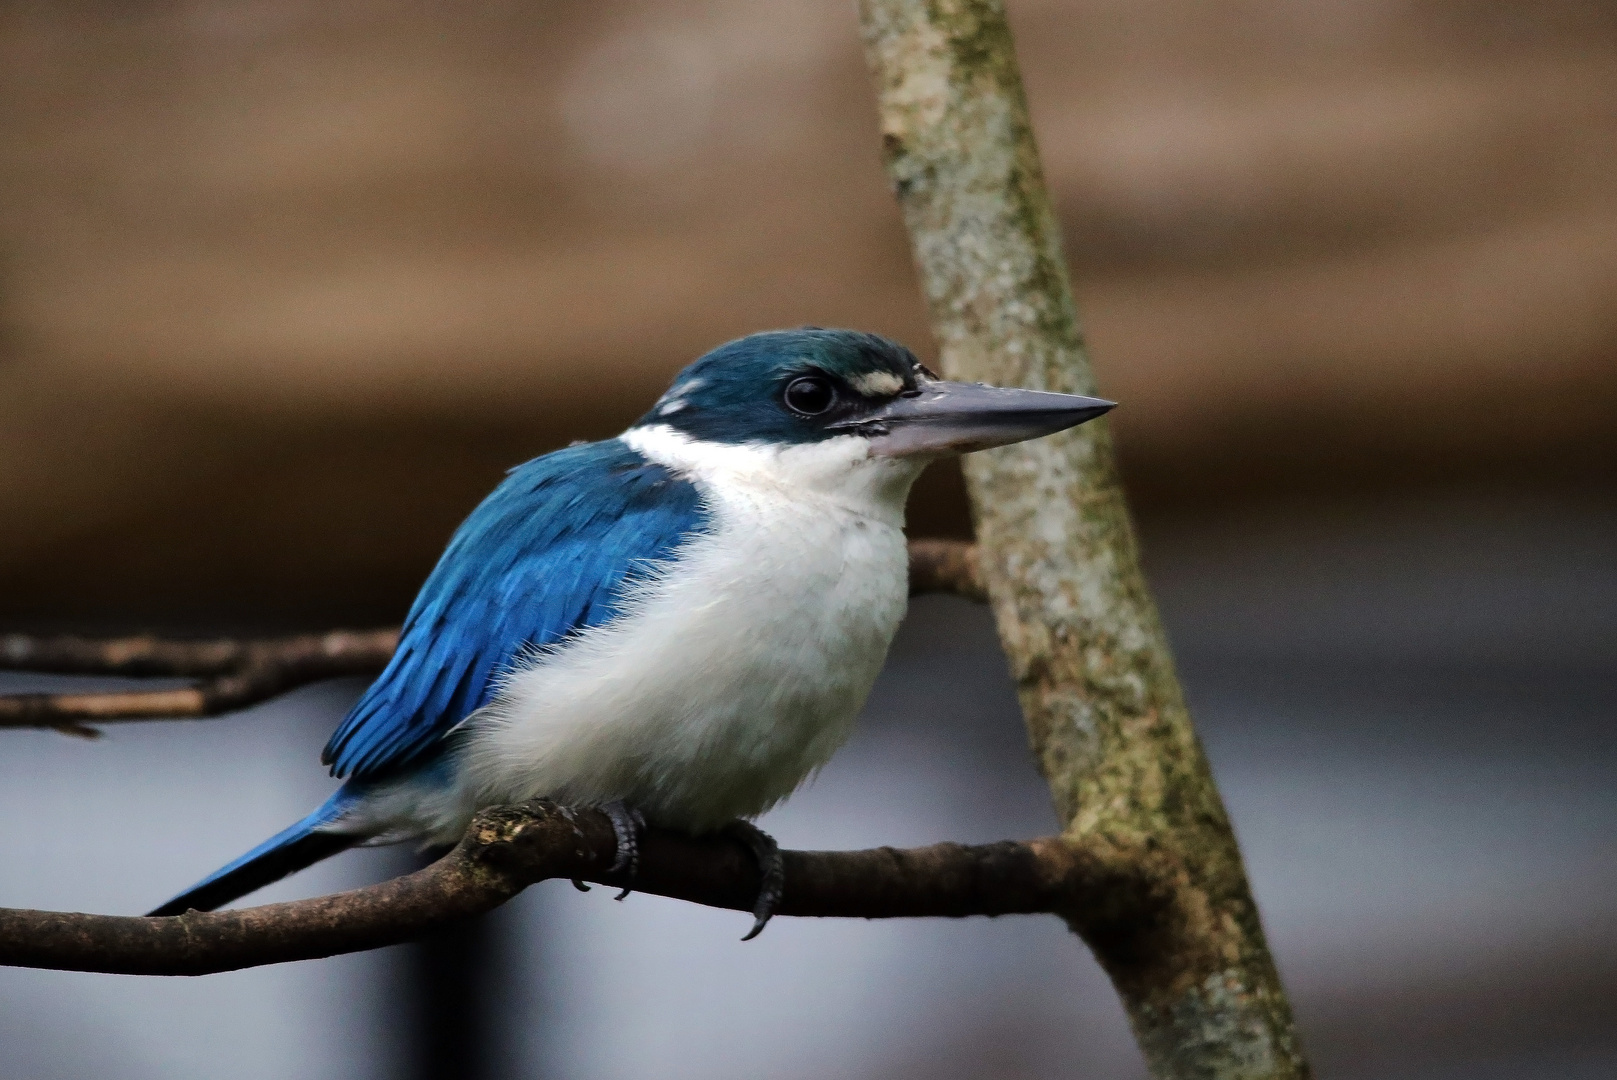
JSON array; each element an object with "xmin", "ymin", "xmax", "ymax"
[
  {"xmin": 602, "ymin": 801, "xmax": 646, "ymax": 900},
  {"xmin": 723, "ymin": 820, "xmax": 784, "ymax": 941}
]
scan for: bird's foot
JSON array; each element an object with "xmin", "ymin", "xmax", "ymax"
[
  {"xmin": 722, "ymin": 820, "xmax": 784, "ymax": 941},
  {"xmin": 602, "ymin": 801, "xmax": 646, "ymax": 901}
]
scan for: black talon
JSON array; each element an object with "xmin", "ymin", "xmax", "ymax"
[
  {"xmin": 602, "ymin": 801, "xmax": 646, "ymax": 900},
  {"xmin": 723, "ymin": 820, "xmax": 784, "ymax": 941},
  {"xmin": 571, "ymin": 879, "xmax": 591, "ymax": 892}
]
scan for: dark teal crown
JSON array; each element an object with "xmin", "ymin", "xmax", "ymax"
[{"xmin": 634, "ymin": 328, "xmax": 927, "ymax": 445}]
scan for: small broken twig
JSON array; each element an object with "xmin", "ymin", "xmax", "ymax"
[{"xmin": 0, "ymin": 540, "xmax": 982, "ymax": 732}]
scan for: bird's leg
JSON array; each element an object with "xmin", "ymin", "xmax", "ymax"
[
  {"xmin": 722, "ymin": 820, "xmax": 784, "ymax": 941},
  {"xmin": 602, "ymin": 800, "xmax": 646, "ymax": 901}
]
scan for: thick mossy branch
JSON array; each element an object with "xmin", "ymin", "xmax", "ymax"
[
  {"xmin": 859, "ymin": 2, "xmax": 1310, "ymax": 1077},
  {"xmin": 0, "ymin": 541, "xmax": 980, "ymax": 732},
  {"xmin": 0, "ymin": 800, "xmax": 1188, "ymax": 977}
]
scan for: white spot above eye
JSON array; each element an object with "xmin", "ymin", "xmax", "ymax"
[
  {"xmin": 850, "ymin": 371, "xmax": 905, "ymax": 397},
  {"xmin": 655, "ymin": 377, "xmax": 703, "ymax": 416}
]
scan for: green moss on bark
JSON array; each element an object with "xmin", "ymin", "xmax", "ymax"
[{"xmin": 859, "ymin": 2, "xmax": 1311, "ymax": 1077}]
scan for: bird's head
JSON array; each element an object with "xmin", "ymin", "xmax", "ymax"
[
  {"xmin": 632, "ymin": 327, "xmax": 1113, "ymax": 457},
  {"xmin": 625, "ymin": 328, "xmax": 1113, "ymax": 515}
]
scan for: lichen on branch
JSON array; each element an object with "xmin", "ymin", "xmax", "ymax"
[{"xmin": 858, "ymin": 2, "xmax": 1310, "ymax": 1077}]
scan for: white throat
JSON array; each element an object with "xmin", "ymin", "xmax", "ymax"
[{"xmin": 622, "ymin": 424, "xmax": 925, "ymax": 527}]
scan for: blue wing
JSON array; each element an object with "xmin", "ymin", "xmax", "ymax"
[{"xmin": 321, "ymin": 438, "xmax": 709, "ymax": 781}]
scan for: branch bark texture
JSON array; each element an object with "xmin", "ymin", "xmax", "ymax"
[
  {"xmin": 0, "ymin": 801, "xmax": 1124, "ymax": 976},
  {"xmin": 858, "ymin": 3, "xmax": 1309, "ymax": 1077}
]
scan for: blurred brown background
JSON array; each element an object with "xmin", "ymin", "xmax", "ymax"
[{"xmin": 3, "ymin": 0, "xmax": 1612, "ymax": 628}]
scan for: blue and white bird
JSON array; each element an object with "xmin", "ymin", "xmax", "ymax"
[{"xmin": 149, "ymin": 328, "xmax": 1112, "ymax": 935}]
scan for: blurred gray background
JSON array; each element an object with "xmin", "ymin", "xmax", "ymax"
[{"xmin": 1, "ymin": 0, "xmax": 1614, "ymax": 1077}]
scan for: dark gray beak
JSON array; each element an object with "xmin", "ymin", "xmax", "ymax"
[{"xmin": 835, "ymin": 380, "xmax": 1115, "ymax": 458}]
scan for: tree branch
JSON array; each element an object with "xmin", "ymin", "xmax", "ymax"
[
  {"xmin": 859, "ymin": 2, "xmax": 1310, "ymax": 1077},
  {"xmin": 0, "ymin": 630, "xmax": 400, "ymax": 733},
  {"xmin": 905, "ymin": 537, "xmax": 986, "ymax": 601},
  {"xmin": 0, "ymin": 540, "xmax": 982, "ymax": 733},
  {"xmin": 0, "ymin": 800, "xmax": 1170, "ymax": 977}
]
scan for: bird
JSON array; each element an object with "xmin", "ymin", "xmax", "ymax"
[{"xmin": 148, "ymin": 328, "xmax": 1113, "ymax": 936}]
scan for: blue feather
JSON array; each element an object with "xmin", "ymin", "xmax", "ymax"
[
  {"xmin": 146, "ymin": 788, "xmax": 359, "ymax": 916},
  {"xmin": 320, "ymin": 438, "xmax": 710, "ymax": 782}
]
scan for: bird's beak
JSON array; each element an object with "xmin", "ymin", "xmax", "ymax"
[{"xmin": 838, "ymin": 380, "xmax": 1116, "ymax": 458}]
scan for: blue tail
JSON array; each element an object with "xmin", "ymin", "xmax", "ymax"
[{"xmin": 147, "ymin": 790, "xmax": 360, "ymax": 917}]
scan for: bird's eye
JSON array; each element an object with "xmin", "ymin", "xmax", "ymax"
[{"xmin": 783, "ymin": 376, "xmax": 836, "ymax": 416}]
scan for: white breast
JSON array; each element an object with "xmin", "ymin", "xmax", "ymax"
[{"xmin": 451, "ymin": 427, "xmax": 925, "ymax": 833}]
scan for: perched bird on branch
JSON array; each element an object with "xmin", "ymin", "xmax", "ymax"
[{"xmin": 149, "ymin": 328, "xmax": 1112, "ymax": 936}]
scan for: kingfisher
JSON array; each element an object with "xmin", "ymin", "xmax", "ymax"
[{"xmin": 149, "ymin": 328, "xmax": 1112, "ymax": 936}]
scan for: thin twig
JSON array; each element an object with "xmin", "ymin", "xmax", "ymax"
[
  {"xmin": 0, "ymin": 800, "xmax": 1177, "ymax": 977},
  {"xmin": 0, "ymin": 540, "xmax": 985, "ymax": 731},
  {"xmin": 0, "ymin": 630, "xmax": 400, "ymax": 732},
  {"xmin": 906, "ymin": 538, "xmax": 986, "ymax": 601}
]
